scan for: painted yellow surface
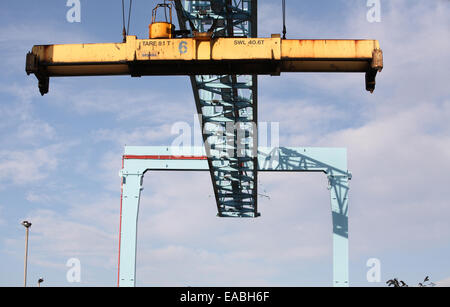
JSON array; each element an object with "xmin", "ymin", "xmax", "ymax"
[
  {"xmin": 210, "ymin": 38, "xmax": 281, "ymax": 60},
  {"xmin": 27, "ymin": 35, "xmax": 383, "ymax": 94},
  {"xmin": 281, "ymin": 39, "xmax": 379, "ymax": 59},
  {"xmin": 32, "ymin": 36, "xmax": 379, "ymax": 61},
  {"xmin": 149, "ymin": 22, "xmax": 174, "ymax": 39},
  {"xmin": 30, "ymin": 35, "xmax": 382, "ymax": 75},
  {"xmin": 135, "ymin": 38, "xmax": 195, "ymax": 61}
]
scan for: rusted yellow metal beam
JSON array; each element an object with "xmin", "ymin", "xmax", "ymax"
[{"xmin": 26, "ymin": 35, "xmax": 383, "ymax": 95}]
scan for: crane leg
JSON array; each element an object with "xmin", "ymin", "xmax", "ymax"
[
  {"xmin": 118, "ymin": 172, "xmax": 143, "ymax": 287},
  {"xmin": 328, "ymin": 173, "xmax": 350, "ymax": 287}
]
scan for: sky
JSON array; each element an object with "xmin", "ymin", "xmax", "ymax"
[{"xmin": 0, "ymin": 0, "xmax": 449, "ymax": 287}]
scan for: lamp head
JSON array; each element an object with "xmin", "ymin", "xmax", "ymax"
[{"xmin": 21, "ymin": 220, "xmax": 32, "ymax": 228}]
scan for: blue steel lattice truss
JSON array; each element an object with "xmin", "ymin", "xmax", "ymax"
[{"xmin": 174, "ymin": 0, "xmax": 259, "ymax": 218}]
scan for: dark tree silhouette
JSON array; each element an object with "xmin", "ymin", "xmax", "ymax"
[{"xmin": 386, "ymin": 276, "xmax": 436, "ymax": 287}]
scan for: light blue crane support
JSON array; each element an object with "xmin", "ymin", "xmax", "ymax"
[
  {"xmin": 118, "ymin": 146, "xmax": 350, "ymax": 287},
  {"xmin": 173, "ymin": 0, "xmax": 259, "ymax": 218}
]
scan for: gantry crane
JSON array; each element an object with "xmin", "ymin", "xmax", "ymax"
[{"xmin": 25, "ymin": 0, "xmax": 383, "ymax": 286}]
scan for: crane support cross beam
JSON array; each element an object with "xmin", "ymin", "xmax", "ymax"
[{"xmin": 26, "ymin": 36, "xmax": 383, "ymax": 95}]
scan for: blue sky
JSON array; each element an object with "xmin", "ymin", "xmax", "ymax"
[{"xmin": 0, "ymin": 0, "xmax": 449, "ymax": 287}]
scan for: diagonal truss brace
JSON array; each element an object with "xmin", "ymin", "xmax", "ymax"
[{"xmin": 118, "ymin": 146, "xmax": 350, "ymax": 287}]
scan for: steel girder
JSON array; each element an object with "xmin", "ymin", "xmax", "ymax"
[{"xmin": 174, "ymin": 0, "xmax": 259, "ymax": 217}]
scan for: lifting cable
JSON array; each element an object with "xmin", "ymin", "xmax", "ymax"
[
  {"xmin": 122, "ymin": 0, "xmax": 133, "ymax": 42},
  {"xmin": 127, "ymin": 0, "xmax": 133, "ymax": 35},
  {"xmin": 163, "ymin": 0, "xmax": 168, "ymax": 23},
  {"xmin": 282, "ymin": 0, "xmax": 287, "ymax": 39}
]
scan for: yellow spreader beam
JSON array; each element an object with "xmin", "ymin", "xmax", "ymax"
[{"xmin": 26, "ymin": 35, "xmax": 383, "ymax": 95}]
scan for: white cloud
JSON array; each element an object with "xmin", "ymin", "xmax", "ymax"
[
  {"xmin": 311, "ymin": 101, "xmax": 450, "ymax": 254},
  {"xmin": 436, "ymin": 277, "xmax": 450, "ymax": 287},
  {"xmin": 130, "ymin": 171, "xmax": 332, "ymax": 285},
  {"xmin": 17, "ymin": 197, "xmax": 119, "ymax": 271},
  {"xmin": 258, "ymin": 96, "xmax": 351, "ymax": 146},
  {"xmin": 46, "ymin": 83, "xmax": 196, "ymax": 123},
  {"xmin": 0, "ymin": 143, "xmax": 70, "ymax": 185},
  {"xmin": 93, "ymin": 124, "xmax": 175, "ymax": 146},
  {"xmin": 16, "ymin": 120, "xmax": 56, "ymax": 142},
  {"xmin": 26, "ymin": 192, "xmax": 57, "ymax": 204},
  {"xmin": 136, "ymin": 245, "xmax": 277, "ymax": 286}
]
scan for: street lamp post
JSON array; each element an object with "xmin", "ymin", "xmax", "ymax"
[
  {"xmin": 38, "ymin": 277, "xmax": 44, "ymax": 287},
  {"xmin": 21, "ymin": 220, "xmax": 32, "ymax": 287}
]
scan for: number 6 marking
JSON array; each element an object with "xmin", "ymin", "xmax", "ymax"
[{"xmin": 179, "ymin": 41, "xmax": 188, "ymax": 54}]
